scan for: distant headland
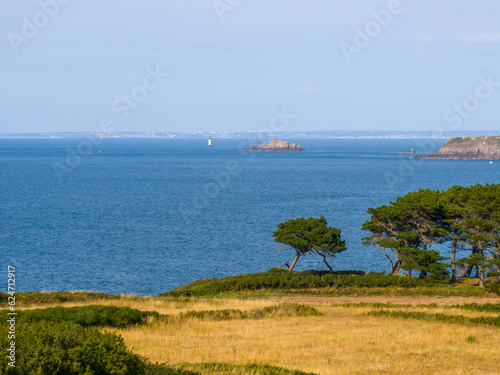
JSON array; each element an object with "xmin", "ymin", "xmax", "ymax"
[
  {"xmin": 413, "ymin": 136, "xmax": 500, "ymax": 160},
  {"xmin": 244, "ymin": 139, "xmax": 304, "ymax": 152}
]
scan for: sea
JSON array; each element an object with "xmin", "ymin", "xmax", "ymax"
[{"xmin": 1, "ymin": 137, "xmax": 499, "ymax": 295}]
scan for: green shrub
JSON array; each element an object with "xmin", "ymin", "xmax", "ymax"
[
  {"xmin": 253, "ymin": 303, "xmax": 322, "ymax": 318},
  {"xmin": 0, "ymin": 321, "xmax": 145, "ymax": 375},
  {"xmin": 425, "ymin": 263, "xmax": 451, "ymax": 284},
  {"xmin": 0, "ymin": 305, "xmax": 158, "ymax": 328},
  {"xmin": 485, "ymin": 282, "xmax": 500, "ymax": 296},
  {"xmin": 178, "ymin": 309, "xmax": 247, "ymax": 321}
]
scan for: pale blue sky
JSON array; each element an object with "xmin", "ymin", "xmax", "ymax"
[{"xmin": 1, "ymin": 0, "xmax": 499, "ymax": 133}]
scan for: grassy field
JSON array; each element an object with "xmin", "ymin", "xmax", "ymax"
[{"xmin": 18, "ymin": 294, "xmax": 500, "ymax": 375}]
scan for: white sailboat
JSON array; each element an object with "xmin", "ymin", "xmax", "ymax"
[{"xmin": 208, "ymin": 138, "xmax": 212, "ymax": 147}]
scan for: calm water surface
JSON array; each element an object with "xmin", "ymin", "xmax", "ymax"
[{"xmin": 1, "ymin": 138, "xmax": 499, "ymax": 295}]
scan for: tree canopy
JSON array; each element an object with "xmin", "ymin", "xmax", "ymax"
[
  {"xmin": 362, "ymin": 184, "xmax": 500, "ymax": 286},
  {"xmin": 273, "ymin": 216, "xmax": 346, "ymax": 272}
]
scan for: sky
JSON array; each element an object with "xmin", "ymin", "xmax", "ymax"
[{"xmin": 1, "ymin": 0, "xmax": 499, "ymax": 133}]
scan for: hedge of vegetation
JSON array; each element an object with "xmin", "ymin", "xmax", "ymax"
[
  {"xmin": 0, "ymin": 321, "xmax": 145, "ymax": 375},
  {"xmin": 159, "ymin": 269, "xmax": 438, "ymax": 297},
  {"xmin": 341, "ymin": 302, "xmax": 500, "ymax": 313},
  {"xmin": 368, "ymin": 310, "xmax": 500, "ymax": 328},
  {"xmin": 0, "ymin": 305, "xmax": 158, "ymax": 328},
  {"xmin": 17, "ymin": 291, "xmax": 121, "ymax": 305},
  {"xmin": 146, "ymin": 363, "xmax": 318, "ymax": 375},
  {"xmin": 175, "ymin": 363, "xmax": 318, "ymax": 375}
]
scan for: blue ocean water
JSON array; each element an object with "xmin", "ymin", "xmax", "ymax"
[{"xmin": 1, "ymin": 137, "xmax": 499, "ymax": 295}]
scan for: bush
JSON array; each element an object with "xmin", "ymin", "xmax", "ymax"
[
  {"xmin": 485, "ymin": 282, "xmax": 500, "ymax": 296},
  {"xmin": 425, "ymin": 263, "xmax": 451, "ymax": 284},
  {"xmin": 0, "ymin": 292, "xmax": 8, "ymax": 303},
  {"xmin": 0, "ymin": 321, "xmax": 145, "ymax": 375},
  {"xmin": 0, "ymin": 305, "xmax": 158, "ymax": 328}
]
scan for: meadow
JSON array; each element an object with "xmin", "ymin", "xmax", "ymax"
[{"xmin": 5, "ymin": 286, "xmax": 499, "ymax": 375}]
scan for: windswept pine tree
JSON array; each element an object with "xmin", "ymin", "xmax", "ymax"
[
  {"xmin": 449, "ymin": 184, "xmax": 500, "ymax": 286},
  {"xmin": 273, "ymin": 216, "xmax": 346, "ymax": 272},
  {"xmin": 363, "ymin": 184, "xmax": 500, "ymax": 284},
  {"xmin": 362, "ymin": 189, "xmax": 448, "ymax": 279}
]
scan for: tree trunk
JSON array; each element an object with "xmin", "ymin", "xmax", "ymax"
[
  {"xmin": 380, "ymin": 248, "xmax": 394, "ymax": 274},
  {"xmin": 496, "ymin": 264, "xmax": 500, "ymax": 283},
  {"xmin": 465, "ymin": 246, "xmax": 478, "ymax": 278},
  {"xmin": 407, "ymin": 269, "xmax": 411, "ymax": 278},
  {"xmin": 451, "ymin": 237, "xmax": 457, "ymax": 283},
  {"xmin": 318, "ymin": 252, "xmax": 334, "ymax": 273},
  {"xmin": 288, "ymin": 253, "xmax": 301, "ymax": 272},
  {"xmin": 391, "ymin": 259, "xmax": 401, "ymax": 275},
  {"xmin": 473, "ymin": 266, "xmax": 480, "ymax": 279},
  {"xmin": 419, "ymin": 270, "xmax": 426, "ymax": 280},
  {"xmin": 464, "ymin": 264, "xmax": 474, "ymax": 278},
  {"xmin": 478, "ymin": 246, "xmax": 485, "ymax": 287}
]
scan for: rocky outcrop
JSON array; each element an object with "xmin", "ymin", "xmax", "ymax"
[
  {"xmin": 399, "ymin": 149, "xmax": 418, "ymax": 154},
  {"xmin": 413, "ymin": 136, "xmax": 500, "ymax": 159},
  {"xmin": 244, "ymin": 139, "xmax": 304, "ymax": 152}
]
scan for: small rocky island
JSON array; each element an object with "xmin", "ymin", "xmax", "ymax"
[
  {"xmin": 244, "ymin": 139, "xmax": 304, "ymax": 152},
  {"xmin": 413, "ymin": 136, "xmax": 500, "ymax": 160},
  {"xmin": 399, "ymin": 149, "xmax": 418, "ymax": 154}
]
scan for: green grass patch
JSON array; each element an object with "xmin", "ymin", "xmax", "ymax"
[
  {"xmin": 0, "ymin": 305, "xmax": 158, "ymax": 328},
  {"xmin": 0, "ymin": 291, "xmax": 121, "ymax": 306},
  {"xmin": 339, "ymin": 302, "xmax": 500, "ymax": 313},
  {"xmin": 367, "ymin": 310, "xmax": 500, "ymax": 328}
]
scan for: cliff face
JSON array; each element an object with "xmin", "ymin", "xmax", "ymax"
[
  {"xmin": 245, "ymin": 139, "xmax": 304, "ymax": 152},
  {"xmin": 414, "ymin": 136, "xmax": 500, "ymax": 159}
]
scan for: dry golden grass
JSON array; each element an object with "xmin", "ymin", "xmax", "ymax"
[{"xmin": 76, "ymin": 297, "xmax": 500, "ymax": 375}]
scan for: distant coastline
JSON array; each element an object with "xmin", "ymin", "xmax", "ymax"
[{"xmin": 0, "ymin": 130, "xmax": 497, "ymax": 140}]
